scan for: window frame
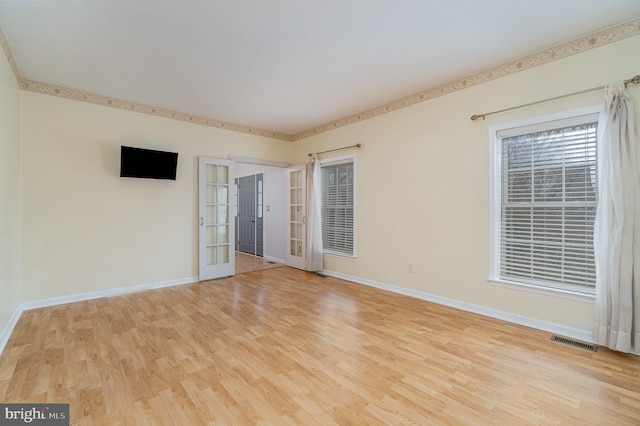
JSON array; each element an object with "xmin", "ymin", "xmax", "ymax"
[
  {"xmin": 319, "ymin": 154, "xmax": 357, "ymax": 258},
  {"xmin": 488, "ymin": 105, "xmax": 601, "ymax": 302}
]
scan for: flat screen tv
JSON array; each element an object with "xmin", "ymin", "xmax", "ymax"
[{"xmin": 120, "ymin": 146, "xmax": 178, "ymax": 180}]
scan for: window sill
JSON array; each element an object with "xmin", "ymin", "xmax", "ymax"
[
  {"xmin": 488, "ymin": 278, "xmax": 595, "ymax": 303},
  {"xmin": 323, "ymin": 251, "xmax": 357, "ymax": 260}
]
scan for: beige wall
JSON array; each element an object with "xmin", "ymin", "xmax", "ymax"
[
  {"xmin": 291, "ymin": 35, "xmax": 640, "ymax": 332},
  {"xmin": 20, "ymin": 93, "xmax": 292, "ymax": 300},
  {"xmin": 0, "ymin": 49, "xmax": 21, "ymax": 335}
]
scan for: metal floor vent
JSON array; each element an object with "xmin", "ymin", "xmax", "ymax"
[{"xmin": 551, "ymin": 335, "xmax": 598, "ymax": 352}]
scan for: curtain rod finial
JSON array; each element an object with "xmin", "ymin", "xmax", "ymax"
[
  {"xmin": 470, "ymin": 114, "xmax": 485, "ymax": 121},
  {"xmin": 625, "ymin": 75, "xmax": 640, "ymax": 86}
]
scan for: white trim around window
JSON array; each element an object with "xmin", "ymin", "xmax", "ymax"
[{"xmin": 489, "ymin": 105, "xmax": 602, "ymax": 301}]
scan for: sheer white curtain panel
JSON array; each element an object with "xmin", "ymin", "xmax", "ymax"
[
  {"xmin": 593, "ymin": 82, "xmax": 640, "ymax": 353},
  {"xmin": 305, "ymin": 155, "xmax": 324, "ymax": 272}
]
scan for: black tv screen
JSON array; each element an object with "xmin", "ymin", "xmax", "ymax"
[{"xmin": 120, "ymin": 146, "xmax": 178, "ymax": 180}]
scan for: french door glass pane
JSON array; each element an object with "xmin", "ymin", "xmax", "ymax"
[
  {"xmin": 217, "ymin": 206, "xmax": 228, "ymax": 224},
  {"xmin": 289, "ymin": 170, "xmax": 304, "ymax": 260},
  {"xmin": 217, "ymin": 166, "xmax": 228, "ymax": 184},
  {"xmin": 206, "ymin": 206, "xmax": 216, "ymax": 223},
  {"xmin": 205, "ymin": 164, "xmax": 230, "ymax": 266},
  {"xmin": 206, "ymin": 165, "xmax": 217, "ymax": 183},
  {"xmin": 206, "ymin": 226, "xmax": 217, "ymax": 245},
  {"xmin": 217, "ymin": 225, "xmax": 229, "ymax": 244},
  {"xmin": 206, "ymin": 186, "xmax": 216, "ymax": 203},
  {"xmin": 206, "ymin": 243, "xmax": 220, "ymax": 264}
]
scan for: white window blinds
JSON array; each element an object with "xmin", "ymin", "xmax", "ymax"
[
  {"xmin": 321, "ymin": 161, "xmax": 354, "ymax": 256},
  {"xmin": 499, "ymin": 118, "xmax": 598, "ymax": 293}
]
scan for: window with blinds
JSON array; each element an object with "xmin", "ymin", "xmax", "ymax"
[
  {"xmin": 321, "ymin": 160, "xmax": 355, "ymax": 256},
  {"xmin": 497, "ymin": 115, "xmax": 598, "ymax": 294}
]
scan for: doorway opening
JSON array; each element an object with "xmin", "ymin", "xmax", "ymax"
[{"xmin": 235, "ymin": 173, "xmax": 263, "ymax": 257}]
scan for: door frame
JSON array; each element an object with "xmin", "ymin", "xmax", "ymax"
[{"xmin": 236, "ymin": 173, "xmax": 264, "ymax": 256}]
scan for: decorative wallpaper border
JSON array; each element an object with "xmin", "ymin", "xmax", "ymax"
[
  {"xmin": 0, "ymin": 26, "xmax": 20, "ymax": 84},
  {"xmin": 1, "ymin": 18, "xmax": 639, "ymax": 142},
  {"xmin": 19, "ymin": 79, "xmax": 292, "ymax": 141},
  {"xmin": 292, "ymin": 18, "xmax": 640, "ymax": 140}
]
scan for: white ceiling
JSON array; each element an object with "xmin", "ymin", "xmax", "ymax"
[{"xmin": 1, "ymin": 1, "xmax": 639, "ymax": 136}]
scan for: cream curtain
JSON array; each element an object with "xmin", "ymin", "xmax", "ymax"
[
  {"xmin": 593, "ymin": 82, "xmax": 640, "ymax": 353},
  {"xmin": 305, "ymin": 155, "xmax": 324, "ymax": 272}
]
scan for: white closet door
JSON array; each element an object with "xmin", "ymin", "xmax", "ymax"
[
  {"xmin": 199, "ymin": 157, "xmax": 235, "ymax": 280},
  {"xmin": 286, "ymin": 166, "xmax": 306, "ymax": 270}
]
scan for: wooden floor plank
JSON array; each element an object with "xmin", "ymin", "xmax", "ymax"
[
  {"xmin": 235, "ymin": 251, "xmax": 284, "ymax": 275},
  {"xmin": 1, "ymin": 267, "xmax": 639, "ymax": 424}
]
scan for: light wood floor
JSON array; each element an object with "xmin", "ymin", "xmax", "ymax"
[
  {"xmin": 1, "ymin": 267, "xmax": 639, "ymax": 425},
  {"xmin": 235, "ymin": 251, "xmax": 284, "ymax": 274}
]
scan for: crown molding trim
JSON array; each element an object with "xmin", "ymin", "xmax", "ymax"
[
  {"xmin": 0, "ymin": 26, "xmax": 20, "ymax": 85},
  {"xmin": 2, "ymin": 18, "xmax": 639, "ymax": 142},
  {"xmin": 291, "ymin": 18, "xmax": 640, "ymax": 140}
]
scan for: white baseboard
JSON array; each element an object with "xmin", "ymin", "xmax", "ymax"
[
  {"xmin": 322, "ymin": 269, "xmax": 595, "ymax": 344},
  {"xmin": 19, "ymin": 276, "xmax": 199, "ymax": 311},
  {"xmin": 0, "ymin": 307, "xmax": 24, "ymax": 356}
]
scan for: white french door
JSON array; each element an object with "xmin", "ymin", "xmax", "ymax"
[
  {"xmin": 199, "ymin": 157, "xmax": 235, "ymax": 280},
  {"xmin": 286, "ymin": 165, "xmax": 306, "ymax": 269}
]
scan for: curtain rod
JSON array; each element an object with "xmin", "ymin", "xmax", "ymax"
[
  {"xmin": 308, "ymin": 143, "xmax": 361, "ymax": 157},
  {"xmin": 470, "ymin": 75, "xmax": 640, "ymax": 121}
]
